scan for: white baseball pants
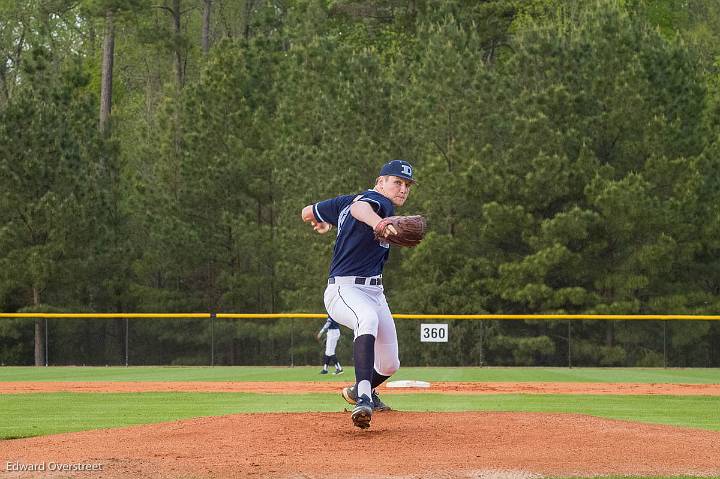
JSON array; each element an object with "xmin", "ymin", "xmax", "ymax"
[
  {"xmin": 323, "ymin": 277, "xmax": 400, "ymax": 377},
  {"xmin": 324, "ymin": 328, "xmax": 340, "ymax": 356}
]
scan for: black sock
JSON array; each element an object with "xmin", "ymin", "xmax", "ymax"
[
  {"xmin": 371, "ymin": 371, "xmax": 391, "ymax": 389},
  {"xmin": 322, "ymin": 354, "xmax": 329, "ymax": 367},
  {"xmin": 353, "ymin": 334, "xmax": 375, "ymax": 390}
]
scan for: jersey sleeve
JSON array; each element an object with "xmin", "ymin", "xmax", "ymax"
[
  {"xmin": 357, "ymin": 191, "xmax": 394, "ymax": 218},
  {"xmin": 313, "ymin": 196, "xmax": 349, "ymax": 226}
]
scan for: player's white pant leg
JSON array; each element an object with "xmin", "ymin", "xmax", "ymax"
[
  {"xmin": 374, "ymin": 293, "xmax": 400, "ymax": 376},
  {"xmin": 325, "ymin": 328, "xmax": 340, "ymax": 356},
  {"xmin": 324, "ymin": 284, "xmax": 380, "ymax": 338}
]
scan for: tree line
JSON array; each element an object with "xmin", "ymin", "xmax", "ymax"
[{"xmin": 1, "ymin": 0, "xmax": 720, "ymax": 367}]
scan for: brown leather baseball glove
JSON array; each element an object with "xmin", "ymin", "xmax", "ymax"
[{"xmin": 373, "ymin": 215, "xmax": 427, "ymax": 247}]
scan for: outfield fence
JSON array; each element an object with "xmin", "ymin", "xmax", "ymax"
[{"xmin": 1, "ymin": 313, "xmax": 720, "ymax": 368}]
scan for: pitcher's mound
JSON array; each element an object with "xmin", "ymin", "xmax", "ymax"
[{"xmin": 3, "ymin": 412, "xmax": 720, "ymax": 478}]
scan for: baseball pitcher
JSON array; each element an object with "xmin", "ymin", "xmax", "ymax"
[{"xmin": 301, "ymin": 159, "xmax": 426, "ymax": 429}]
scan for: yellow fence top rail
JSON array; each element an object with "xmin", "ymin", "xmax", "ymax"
[
  {"xmin": 1, "ymin": 313, "xmax": 720, "ymax": 320},
  {"xmin": 0, "ymin": 313, "xmax": 211, "ymax": 319},
  {"xmin": 395, "ymin": 314, "xmax": 720, "ymax": 321}
]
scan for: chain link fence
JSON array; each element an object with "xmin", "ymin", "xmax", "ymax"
[{"xmin": 1, "ymin": 314, "xmax": 719, "ymax": 368}]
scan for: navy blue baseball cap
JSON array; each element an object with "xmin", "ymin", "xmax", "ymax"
[{"xmin": 379, "ymin": 159, "xmax": 416, "ymax": 183}]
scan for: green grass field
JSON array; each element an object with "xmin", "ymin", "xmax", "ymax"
[
  {"xmin": 2, "ymin": 365, "xmax": 719, "ymax": 382},
  {"xmin": 1, "ymin": 392, "xmax": 719, "ymax": 439},
  {"xmin": 1, "ymin": 366, "xmax": 719, "ymax": 440}
]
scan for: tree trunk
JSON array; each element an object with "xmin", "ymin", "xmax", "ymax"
[
  {"xmin": 172, "ymin": 0, "xmax": 185, "ymax": 87},
  {"xmin": 202, "ymin": 0, "xmax": 212, "ymax": 54},
  {"xmin": 1, "ymin": 25, "xmax": 27, "ymax": 106},
  {"xmin": 99, "ymin": 9, "xmax": 115, "ymax": 134},
  {"xmin": 33, "ymin": 286, "xmax": 44, "ymax": 367},
  {"xmin": 0, "ymin": 65, "xmax": 8, "ymax": 106},
  {"xmin": 243, "ymin": 0, "xmax": 255, "ymax": 40},
  {"xmin": 268, "ymin": 173, "xmax": 275, "ymax": 313}
]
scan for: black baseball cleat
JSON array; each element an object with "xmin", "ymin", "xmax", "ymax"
[
  {"xmin": 341, "ymin": 385, "xmax": 357, "ymax": 405},
  {"xmin": 342, "ymin": 385, "xmax": 392, "ymax": 411},
  {"xmin": 351, "ymin": 394, "xmax": 373, "ymax": 429},
  {"xmin": 370, "ymin": 390, "xmax": 391, "ymax": 411}
]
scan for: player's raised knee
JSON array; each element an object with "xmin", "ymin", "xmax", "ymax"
[{"xmin": 377, "ymin": 359, "xmax": 400, "ymax": 377}]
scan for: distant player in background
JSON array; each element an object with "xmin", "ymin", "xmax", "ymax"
[{"xmin": 317, "ymin": 317, "xmax": 344, "ymax": 375}]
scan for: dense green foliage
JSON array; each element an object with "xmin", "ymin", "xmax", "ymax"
[{"xmin": 2, "ymin": 0, "xmax": 720, "ymax": 366}]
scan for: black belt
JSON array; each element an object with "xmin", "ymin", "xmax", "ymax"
[{"xmin": 328, "ymin": 277, "xmax": 382, "ymax": 286}]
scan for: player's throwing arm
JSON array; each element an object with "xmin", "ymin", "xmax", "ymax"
[{"xmin": 301, "ymin": 205, "xmax": 332, "ymax": 234}]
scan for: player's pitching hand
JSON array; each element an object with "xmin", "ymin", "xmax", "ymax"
[
  {"xmin": 302, "ymin": 205, "xmax": 332, "ymax": 234},
  {"xmin": 313, "ymin": 221, "xmax": 332, "ymax": 234}
]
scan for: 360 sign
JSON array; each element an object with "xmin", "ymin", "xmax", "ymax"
[{"xmin": 420, "ymin": 323, "xmax": 448, "ymax": 342}]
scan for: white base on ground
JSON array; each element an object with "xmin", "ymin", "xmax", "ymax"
[{"xmin": 386, "ymin": 380, "xmax": 431, "ymax": 388}]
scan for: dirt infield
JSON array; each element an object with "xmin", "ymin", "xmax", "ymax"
[
  {"xmin": 2, "ymin": 382, "xmax": 720, "ymax": 478},
  {"xmin": 3, "ymin": 380, "xmax": 720, "ymax": 395}
]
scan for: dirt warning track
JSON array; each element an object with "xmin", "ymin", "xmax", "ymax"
[{"xmin": 2, "ymin": 380, "xmax": 720, "ymax": 395}]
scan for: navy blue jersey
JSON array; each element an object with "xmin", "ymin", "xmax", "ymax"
[{"xmin": 313, "ymin": 190, "xmax": 395, "ymax": 277}]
